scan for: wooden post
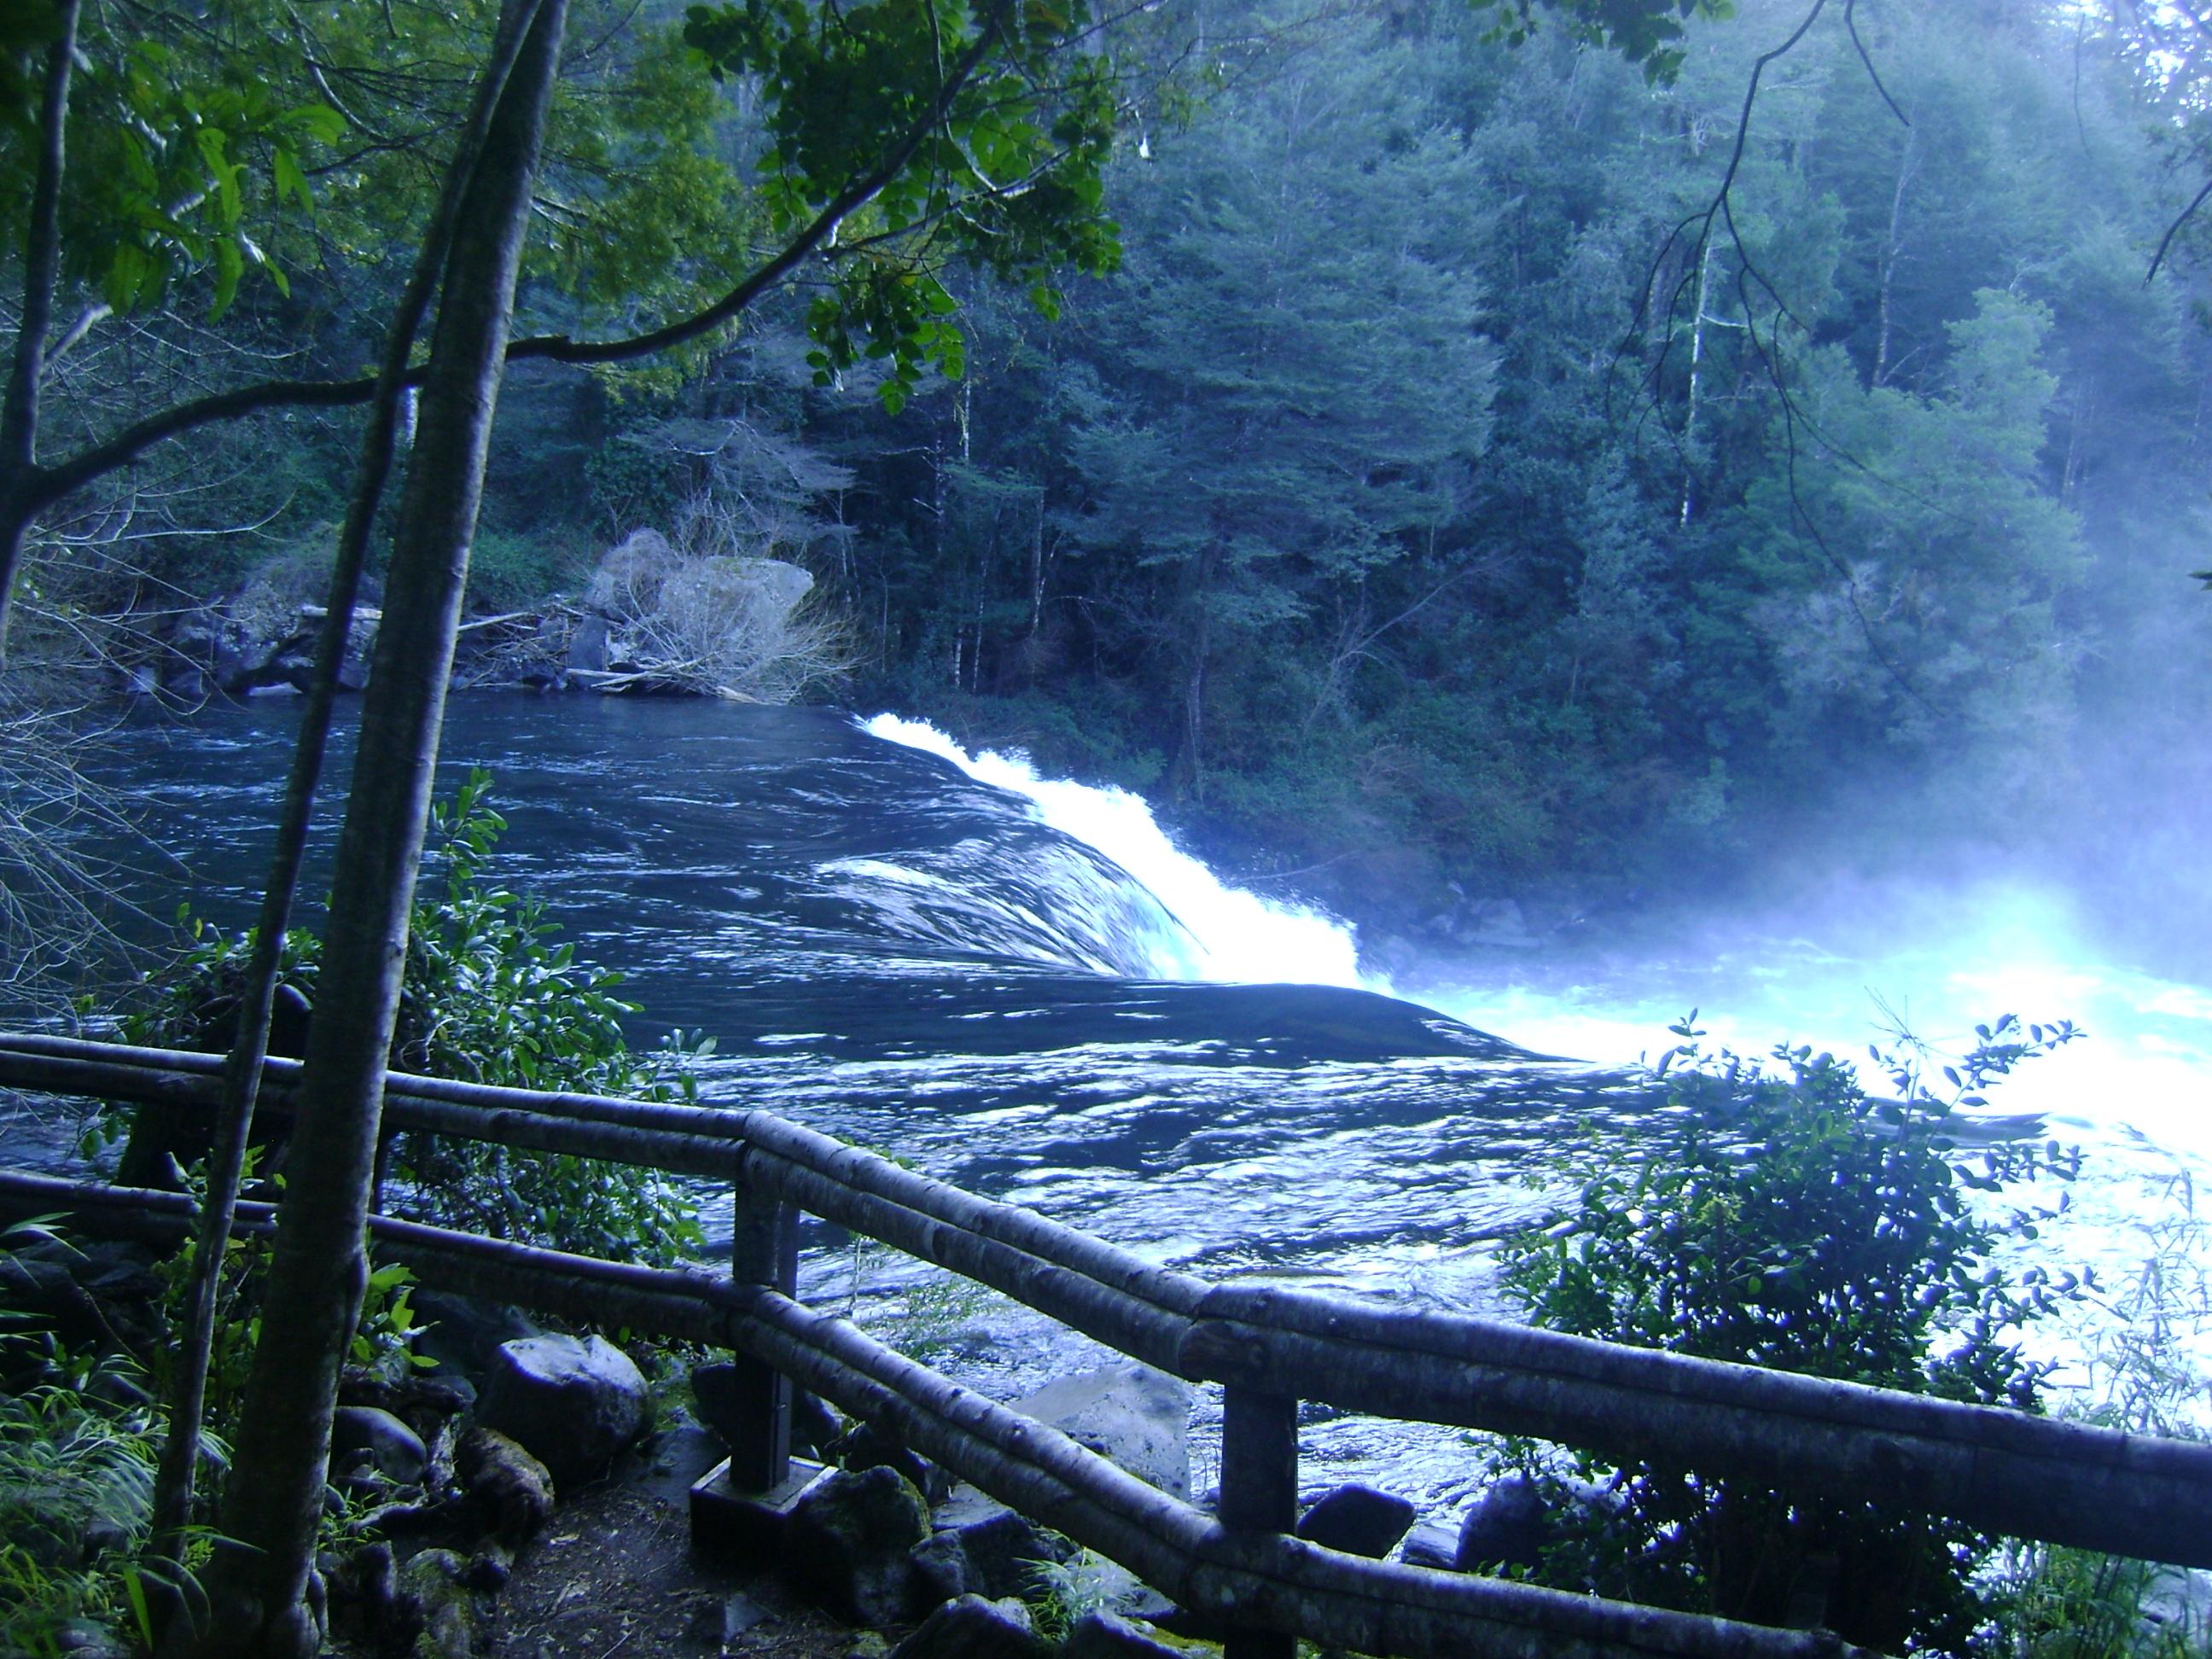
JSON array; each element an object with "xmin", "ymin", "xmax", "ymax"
[
  {"xmin": 725, "ymin": 1183, "xmax": 799, "ymax": 1492},
  {"xmin": 1219, "ymin": 1386, "xmax": 1298, "ymax": 1659}
]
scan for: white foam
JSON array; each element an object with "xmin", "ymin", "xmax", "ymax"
[{"xmin": 862, "ymin": 714, "xmax": 1372, "ymax": 988}]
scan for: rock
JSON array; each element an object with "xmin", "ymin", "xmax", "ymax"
[
  {"xmin": 398, "ymin": 1557, "xmax": 488, "ymax": 1654},
  {"xmin": 888, "ymin": 1595, "xmax": 1038, "ymax": 1659},
  {"xmin": 565, "ymin": 612, "xmax": 609, "ymax": 673},
  {"xmin": 935, "ymin": 1507, "xmax": 1074, "ymax": 1602},
  {"xmin": 832, "ymin": 1418, "xmax": 952, "ymax": 1504},
  {"xmin": 477, "ymin": 1334, "xmax": 648, "ymax": 1486},
  {"xmin": 1062, "ymin": 1610, "xmax": 1192, "ymax": 1659},
  {"xmin": 909, "ymin": 1532, "xmax": 981, "ymax": 1603},
  {"xmin": 633, "ymin": 1420, "xmax": 728, "ymax": 1508},
  {"xmin": 325, "ymin": 1540, "xmax": 404, "ymax": 1646},
  {"xmin": 53, "ymin": 1617, "xmax": 129, "ymax": 1658},
  {"xmin": 456, "ymin": 1426, "xmax": 555, "ymax": 1555},
  {"xmin": 331, "ymin": 1406, "xmax": 427, "ymax": 1487},
  {"xmin": 1455, "ymin": 1474, "xmax": 1550, "ymax": 1572},
  {"xmin": 684, "ymin": 1590, "xmax": 774, "ymax": 1645},
  {"xmin": 409, "ymin": 1288, "xmax": 540, "ymax": 1378},
  {"xmin": 1397, "ymin": 1520, "xmax": 1458, "ymax": 1571},
  {"xmin": 789, "ymin": 1464, "xmax": 933, "ymax": 1627},
  {"xmin": 795, "ymin": 1388, "xmax": 845, "ymax": 1456},
  {"xmin": 1010, "ymin": 1364, "xmax": 1190, "ymax": 1498},
  {"xmin": 1295, "ymin": 1483, "xmax": 1416, "ymax": 1558},
  {"xmin": 400, "ymin": 1548, "xmax": 487, "ymax": 1659}
]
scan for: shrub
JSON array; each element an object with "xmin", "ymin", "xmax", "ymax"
[
  {"xmin": 0, "ymin": 1220, "xmax": 176, "ymax": 1657},
  {"xmin": 1491, "ymin": 1013, "xmax": 2080, "ymax": 1651},
  {"xmin": 118, "ymin": 770, "xmax": 702, "ymax": 1264}
]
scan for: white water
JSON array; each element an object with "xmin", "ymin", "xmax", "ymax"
[
  {"xmin": 864, "ymin": 713, "xmax": 1372, "ymax": 987},
  {"xmin": 864, "ymin": 713, "xmax": 2212, "ymax": 1414}
]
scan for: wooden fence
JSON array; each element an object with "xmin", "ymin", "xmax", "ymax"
[{"xmin": 5, "ymin": 1029, "xmax": 2211, "ymax": 1659}]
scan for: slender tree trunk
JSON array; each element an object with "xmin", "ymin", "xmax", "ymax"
[
  {"xmin": 144, "ymin": 0, "xmax": 549, "ymax": 1589},
  {"xmin": 0, "ymin": 0, "xmax": 80, "ymax": 669},
  {"xmin": 1679, "ymin": 239, "xmax": 1713, "ymax": 529},
  {"xmin": 1873, "ymin": 131, "xmax": 1916, "ymax": 389},
  {"xmin": 183, "ymin": 5, "xmax": 568, "ymax": 1652}
]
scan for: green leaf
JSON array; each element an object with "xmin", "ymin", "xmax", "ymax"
[
  {"xmin": 210, "ymin": 236, "xmax": 244, "ymax": 320},
  {"xmin": 273, "ymin": 146, "xmax": 311, "ymax": 211}
]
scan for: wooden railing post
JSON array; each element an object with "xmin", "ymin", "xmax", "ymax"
[
  {"xmin": 725, "ymin": 1180, "xmax": 799, "ymax": 1493},
  {"xmin": 1219, "ymin": 1385, "xmax": 1299, "ymax": 1659}
]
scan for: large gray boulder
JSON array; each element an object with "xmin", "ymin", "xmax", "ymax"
[
  {"xmin": 934, "ymin": 1506, "xmax": 1074, "ymax": 1601},
  {"xmin": 789, "ymin": 1464, "xmax": 933, "ymax": 1627},
  {"xmin": 1062, "ymin": 1610, "xmax": 1192, "ymax": 1659},
  {"xmin": 475, "ymin": 1334, "xmax": 648, "ymax": 1487},
  {"xmin": 1454, "ymin": 1474, "xmax": 1551, "ymax": 1572},
  {"xmin": 1011, "ymin": 1364, "xmax": 1190, "ymax": 1498},
  {"xmin": 330, "ymin": 1405, "xmax": 426, "ymax": 1489},
  {"xmin": 888, "ymin": 1595, "xmax": 1038, "ymax": 1659},
  {"xmin": 1295, "ymin": 1483, "xmax": 1416, "ymax": 1558},
  {"xmin": 456, "ymin": 1426, "xmax": 555, "ymax": 1556}
]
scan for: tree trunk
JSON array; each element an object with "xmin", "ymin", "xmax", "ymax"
[
  {"xmin": 0, "ymin": 0, "xmax": 79, "ymax": 669},
  {"xmin": 1873, "ymin": 131, "xmax": 1917, "ymax": 389},
  {"xmin": 182, "ymin": 3, "xmax": 568, "ymax": 1652},
  {"xmin": 145, "ymin": 0, "xmax": 549, "ymax": 1587}
]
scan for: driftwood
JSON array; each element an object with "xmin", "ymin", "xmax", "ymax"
[{"xmin": 8, "ymin": 1033, "xmax": 2212, "ymax": 1576}]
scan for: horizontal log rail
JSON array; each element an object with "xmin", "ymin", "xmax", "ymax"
[
  {"xmin": 5, "ymin": 1029, "xmax": 2210, "ymax": 1652},
  {"xmin": 0, "ymin": 1167, "xmax": 1858, "ymax": 1659}
]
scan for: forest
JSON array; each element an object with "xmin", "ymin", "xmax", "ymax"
[
  {"xmin": 6, "ymin": 1, "xmax": 2212, "ymax": 1656},
  {"xmin": 7, "ymin": 0, "xmax": 2211, "ymax": 940}
]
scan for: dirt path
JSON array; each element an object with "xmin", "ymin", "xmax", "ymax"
[{"xmin": 489, "ymin": 1429, "xmax": 861, "ymax": 1659}]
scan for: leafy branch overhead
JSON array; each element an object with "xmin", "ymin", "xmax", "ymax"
[
  {"xmin": 1469, "ymin": 0, "xmax": 1735, "ymax": 82},
  {"xmin": 684, "ymin": 0, "xmax": 1123, "ymax": 411}
]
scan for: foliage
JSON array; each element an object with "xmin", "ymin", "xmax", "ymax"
[
  {"xmin": 0, "ymin": 1220, "xmax": 186, "ymax": 1658},
  {"xmin": 1991, "ymin": 1190, "xmax": 2212, "ymax": 1659},
  {"xmin": 684, "ymin": 0, "xmax": 1126, "ymax": 413},
  {"xmin": 120, "ymin": 771, "xmax": 703, "ymax": 1264},
  {"xmin": 1490, "ymin": 1012, "xmax": 2082, "ymax": 1650}
]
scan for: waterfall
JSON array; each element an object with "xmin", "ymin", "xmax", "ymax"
[{"xmin": 861, "ymin": 714, "xmax": 1375, "ymax": 989}]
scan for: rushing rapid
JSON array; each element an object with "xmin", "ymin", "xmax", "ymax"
[{"xmin": 41, "ymin": 693, "xmax": 2212, "ymax": 1505}]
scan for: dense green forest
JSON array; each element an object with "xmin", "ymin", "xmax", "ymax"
[{"xmin": 10, "ymin": 0, "xmax": 2212, "ymax": 930}]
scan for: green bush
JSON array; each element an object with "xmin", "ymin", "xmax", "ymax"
[
  {"xmin": 119, "ymin": 770, "xmax": 702, "ymax": 1264},
  {"xmin": 1491, "ymin": 1014, "xmax": 2080, "ymax": 1651}
]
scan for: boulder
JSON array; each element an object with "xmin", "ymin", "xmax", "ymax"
[
  {"xmin": 909, "ymin": 1532, "xmax": 981, "ymax": 1604},
  {"xmin": 888, "ymin": 1595, "xmax": 1038, "ymax": 1659},
  {"xmin": 684, "ymin": 1590, "xmax": 775, "ymax": 1646},
  {"xmin": 1455, "ymin": 1474, "xmax": 1550, "ymax": 1572},
  {"xmin": 1295, "ymin": 1483, "xmax": 1416, "ymax": 1558},
  {"xmin": 476, "ymin": 1334, "xmax": 647, "ymax": 1486},
  {"xmin": 455, "ymin": 1425, "xmax": 554, "ymax": 1555},
  {"xmin": 831, "ymin": 1418, "xmax": 952, "ymax": 1504},
  {"xmin": 409, "ymin": 1288, "xmax": 539, "ymax": 1378},
  {"xmin": 1062, "ymin": 1610, "xmax": 1193, "ymax": 1659},
  {"xmin": 934, "ymin": 1506, "xmax": 1074, "ymax": 1602},
  {"xmin": 1011, "ymin": 1364, "xmax": 1190, "ymax": 1498},
  {"xmin": 330, "ymin": 1405, "xmax": 427, "ymax": 1487},
  {"xmin": 399, "ymin": 1548, "xmax": 486, "ymax": 1659},
  {"xmin": 795, "ymin": 1388, "xmax": 845, "ymax": 1456},
  {"xmin": 789, "ymin": 1464, "xmax": 933, "ymax": 1627},
  {"xmin": 1397, "ymin": 1520, "xmax": 1458, "ymax": 1571},
  {"xmin": 565, "ymin": 612, "xmax": 609, "ymax": 673}
]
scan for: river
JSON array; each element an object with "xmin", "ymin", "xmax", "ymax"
[{"xmin": 25, "ymin": 693, "xmax": 2212, "ymax": 1516}]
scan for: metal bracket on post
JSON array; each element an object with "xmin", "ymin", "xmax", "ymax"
[
  {"xmin": 1219, "ymin": 1385, "xmax": 1299, "ymax": 1659},
  {"xmin": 692, "ymin": 1173, "xmax": 818, "ymax": 1552}
]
